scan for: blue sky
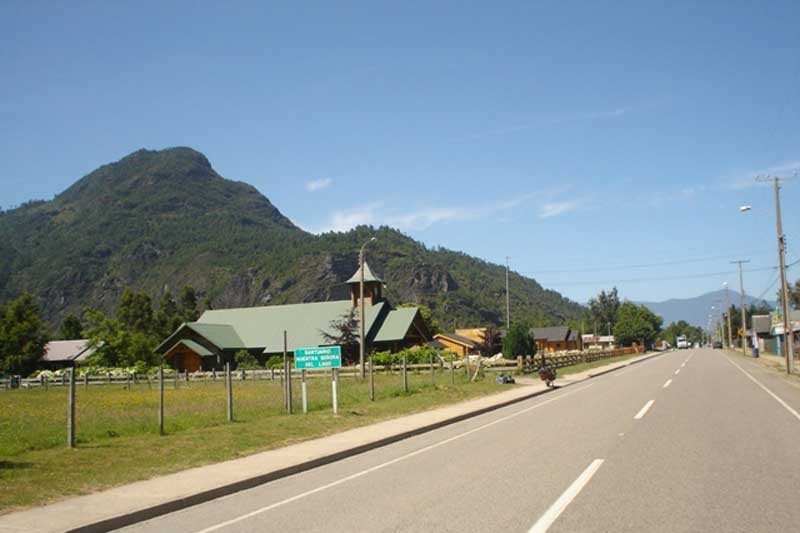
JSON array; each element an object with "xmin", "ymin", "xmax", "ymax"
[{"xmin": 2, "ymin": 1, "xmax": 799, "ymax": 308}]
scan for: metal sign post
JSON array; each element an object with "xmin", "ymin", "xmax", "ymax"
[
  {"xmin": 294, "ymin": 346, "xmax": 342, "ymax": 415},
  {"xmin": 301, "ymin": 369, "xmax": 308, "ymax": 414},
  {"xmin": 332, "ymin": 368, "xmax": 339, "ymax": 415}
]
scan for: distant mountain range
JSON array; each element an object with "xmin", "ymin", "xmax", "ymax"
[
  {"xmin": 0, "ymin": 147, "xmax": 585, "ymax": 331},
  {"xmin": 639, "ymin": 289, "xmax": 775, "ymax": 327}
]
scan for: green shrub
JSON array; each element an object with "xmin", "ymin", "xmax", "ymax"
[
  {"xmin": 235, "ymin": 349, "xmax": 261, "ymax": 369},
  {"xmin": 265, "ymin": 355, "xmax": 285, "ymax": 369},
  {"xmin": 371, "ymin": 347, "xmax": 442, "ymax": 366}
]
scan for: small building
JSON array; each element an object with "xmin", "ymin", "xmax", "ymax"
[
  {"xmin": 433, "ymin": 332, "xmax": 481, "ymax": 357},
  {"xmin": 530, "ymin": 327, "xmax": 580, "ymax": 352},
  {"xmin": 39, "ymin": 340, "xmax": 95, "ymax": 368},
  {"xmin": 454, "ymin": 328, "xmax": 487, "ymax": 344},
  {"xmin": 156, "ymin": 262, "xmax": 430, "ymax": 371},
  {"xmin": 768, "ymin": 310, "xmax": 800, "ymax": 356}
]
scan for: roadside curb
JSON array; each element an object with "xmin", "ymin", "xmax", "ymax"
[
  {"xmin": 67, "ymin": 350, "xmax": 663, "ymax": 533},
  {"xmin": 69, "ymin": 388, "xmax": 554, "ymax": 532}
]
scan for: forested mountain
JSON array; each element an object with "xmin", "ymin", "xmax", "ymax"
[
  {"xmin": 639, "ymin": 289, "xmax": 775, "ymax": 328},
  {"xmin": 0, "ymin": 147, "xmax": 584, "ymax": 331}
]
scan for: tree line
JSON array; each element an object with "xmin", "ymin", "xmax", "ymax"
[{"xmin": 0, "ymin": 286, "xmax": 209, "ymax": 376}]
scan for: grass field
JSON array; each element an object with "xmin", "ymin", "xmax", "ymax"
[{"xmin": 0, "ymin": 369, "xmax": 507, "ymax": 513}]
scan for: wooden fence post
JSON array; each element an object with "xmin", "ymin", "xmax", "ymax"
[
  {"xmin": 226, "ymin": 362, "xmax": 233, "ymax": 422},
  {"xmin": 284, "ymin": 330, "xmax": 292, "ymax": 415},
  {"xmin": 67, "ymin": 369, "xmax": 76, "ymax": 448},
  {"xmin": 301, "ymin": 369, "xmax": 308, "ymax": 414},
  {"xmin": 369, "ymin": 354, "xmax": 375, "ymax": 402},
  {"xmin": 158, "ymin": 365, "xmax": 164, "ymax": 435},
  {"xmin": 332, "ymin": 368, "xmax": 339, "ymax": 415},
  {"xmin": 402, "ymin": 356, "xmax": 408, "ymax": 393}
]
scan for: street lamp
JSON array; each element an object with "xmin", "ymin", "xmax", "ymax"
[
  {"xmin": 359, "ymin": 237, "xmax": 377, "ymax": 381},
  {"xmin": 740, "ymin": 180, "xmax": 794, "ymax": 371}
]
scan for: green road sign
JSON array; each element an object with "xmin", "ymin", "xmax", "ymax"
[{"xmin": 294, "ymin": 346, "xmax": 342, "ymax": 369}]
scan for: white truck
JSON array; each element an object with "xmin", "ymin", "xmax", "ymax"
[{"xmin": 676, "ymin": 335, "xmax": 689, "ymax": 349}]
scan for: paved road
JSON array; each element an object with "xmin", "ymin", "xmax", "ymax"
[{"xmin": 121, "ymin": 349, "xmax": 800, "ymax": 532}]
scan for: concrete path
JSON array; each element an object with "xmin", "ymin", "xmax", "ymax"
[
  {"xmin": 0, "ymin": 352, "xmax": 659, "ymax": 533},
  {"xmin": 113, "ymin": 348, "xmax": 800, "ymax": 533}
]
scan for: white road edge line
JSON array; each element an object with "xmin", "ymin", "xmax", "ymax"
[
  {"xmin": 192, "ymin": 384, "xmax": 595, "ymax": 533},
  {"xmin": 663, "ymin": 379, "xmax": 672, "ymax": 389},
  {"xmin": 528, "ymin": 459, "xmax": 605, "ymax": 533},
  {"xmin": 723, "ymin": 354, "xmax": 800, "ymax": 422},
  {"xmin": 674, "ymin": 368, "xmax": 681, "ymax": 375},
  {"xmin": 634, "ymin": 399, "xmax": 655, "ymax": 419}
]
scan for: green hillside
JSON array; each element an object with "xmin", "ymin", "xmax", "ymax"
[{"xmin": 0, "ymin": 147, "xmax": 584, "ymax": 330}]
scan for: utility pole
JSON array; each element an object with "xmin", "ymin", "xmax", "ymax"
[
  {"xmin": 724, "ymin": 282, "xmax": 733, "ymax": 349},
  {"xmin": 756, "ymin": 175, "xmax": 794, "ymax": 373},
  {"xmin": 505, "ymin": 256, "xmax": 511, "ymax": 331},
  {"xmin": 731, "ymin": 260, "xmax": 750, "ymax": 357}
]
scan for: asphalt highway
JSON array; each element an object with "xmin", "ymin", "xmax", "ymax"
[{"xmin": 121, "ymin": 349, "xmax": 800, "ymax": 532}]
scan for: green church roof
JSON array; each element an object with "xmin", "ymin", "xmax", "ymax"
[
  {"xmin": 346, "ymin": 261, "xmax": 383, "ymax": 284},
  {"xmin": 154, "ymin": 322, "xmax": 245, "ymax": 354},
  {"xmin": 373, "ymin": 308, "xmax": 419, "ymax": 343},
  {"xmin": 167, "ymin": 339, "xmax": 214, "ymax": 357},
  {"xmin": 197, "ymin": 300, "xmax": 388, "ymax": 353}
]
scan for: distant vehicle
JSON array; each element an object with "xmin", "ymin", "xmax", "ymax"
[
  {"xmin": 713, "ymin": 341, "xmax": 723, "ymax": 349},
  {"xmin": 676, "ymin": 336, "xmax": 689, "ymax": 349}
]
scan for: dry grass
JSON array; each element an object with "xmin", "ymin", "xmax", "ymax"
[{"xmin": 0, "ymin": 369, "xmax": 506, "ymax": 513}]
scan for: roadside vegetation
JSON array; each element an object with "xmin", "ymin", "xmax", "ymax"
[{"xmin": 0, "ymin": 371, "xmax": 507, "ymax": 513}]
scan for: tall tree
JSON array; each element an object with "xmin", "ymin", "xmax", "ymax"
[
  {"xmin": 155, "ymin": 291, "xmax": 180, "ymax": 338},
  {"xmin": 59, "ymin": 313, "xmax": 84, "ymax": 340},
  {"xmin": 320, "ymin": 308, "xmax": 360, "ymax": 362},
  {"xmin": 613, "ymin": 301, "xmax": 662, "ymax": 348},
  {"xmin": 0, "ymin": 293, "xmax": 48, "ymax": 375},
  {"xmin": 789, "ymin": 279, "xmax": 800, "ymax": 309},
  {"xmin": 83, "ymin": 308, "xmax": 159, "ymax": 368},
  {"xmin": 479, "ymin": 324, "xmax": 502, "ymax": 357},
  {"xmin": 588, "ymin": 287, "xmax": 621, "ymax": 335},
  {"xmin": 117, "ymin": 289, "xmax": 155, "ymax": 335},
  {"xmin": 178, "ymin": 286, "xmax": 199, "ymax": 322},
  {"xmin": 502, "ymin": 322, "xmax": 536, "ymax": 359},
  {"xmin": 660, "ymin": 320, "xmax": 702, "ymax": 346}
]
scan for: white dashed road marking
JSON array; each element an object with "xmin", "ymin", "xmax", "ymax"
[
  {"xmin": 528, "ymin": 459, "xmax": 605, "ymax": 533},
  {"xmin": 634, "ymin": 400, "xmax": 655, "ymax": 419}
]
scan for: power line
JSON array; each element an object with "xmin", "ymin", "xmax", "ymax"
[
  {"xmin": 517, "ymin": 250, "xmax": 771, "ymax": 275},
  {"xmin": 538, "ymin": 265, "xmax": 777, "ymax": 287},
  {"xmin": 754, "ymin": 257, "xmax": 799, "ymax": 301}
]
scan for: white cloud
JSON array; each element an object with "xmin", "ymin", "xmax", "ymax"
[
  {"xmin": 312, "ymin": 192, "xmax": 543, "ymax": 233},
  {"xmin": 455, "ymin": 105, "xmax": 637, "ymax": 142},
  {"xmin": 323, "ymin": 202, "xmax": 382, "ymax": 232},
  {"xmin": 304, "ymin": 177, "xmax": 333, "ymax": 192},
  {"xmin": 539, "ymin": 200, "xmax": 578, "ymax": 219}
]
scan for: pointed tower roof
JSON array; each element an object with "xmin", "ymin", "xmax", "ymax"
[{"xmin": 346, "ymin": 261, "xmax": 383, "ymax": 284}]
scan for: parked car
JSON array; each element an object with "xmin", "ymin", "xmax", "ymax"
[{"xmin": 713, "ymin": 341, "xmax": 723, "ymax": 349}]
